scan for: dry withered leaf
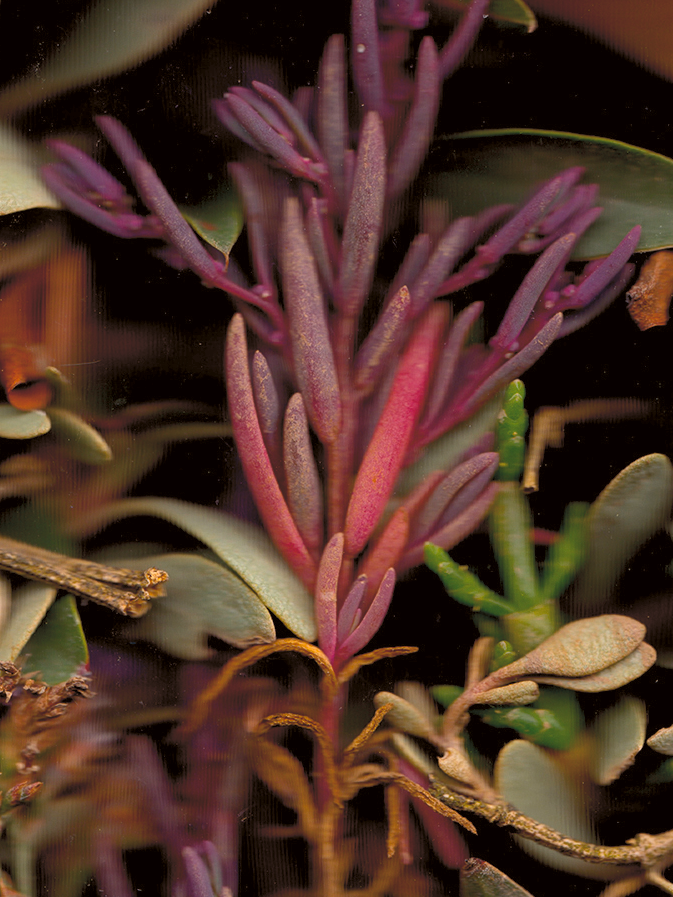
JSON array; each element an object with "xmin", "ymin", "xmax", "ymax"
[{"xmin": 626, "ymin": 250, "xmax": 673, "ymax": 330}]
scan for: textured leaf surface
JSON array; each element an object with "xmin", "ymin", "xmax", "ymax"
[
  {"xmin": 133, "ymin": 553, "xmax": 276, "ymax": 659},
  {"xmin": 0, "ymin": 0, "xmax": 219, "ymax": 115},
  {"xmin": 533, "ymin": 642, "xmax": 656, "ymax": 692},
  {"xmin": 0, "ymin": 583, "xmax": 57, "ymax": 663},
  {"xmin": 86, "ymin": 497, "xmax": 316, "ymax": 640},
  {"xmin": 21, "ymin": 595, "xmax": 88, "ymax": 684},
  {"xmin": 591, "ymin": 696, "xmax": 646, "ymax": 785},
  {"xmin": 0, "ymin": 126, "xmax": 60, "ymax": 214},
  {"xmin": 575, "ymin": 454, "xmax": 673, "ymax": 609},
  {"xmin": 0, "ymin": 405, "xmax": 51, "ymax": 439},
  {"xmin": 647, "ymin": 724, "xmax": 673, "ymax": 756},
  {"xmin": 433, "ymin": 130, "xmax": 673, "ymax": 258},
  {"xmin": 460, "ymin": 858, "xmax": 536, "ymax": 897}
]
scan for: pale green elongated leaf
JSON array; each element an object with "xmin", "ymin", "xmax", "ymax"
[
  {"xmin": 180, "ymin": 187, "xmax": 244, "ymax": 263},
  {"xmin": 21, "ymin": 595, "xmax": 88, "ymax": 685},
  {"xmin": 494, "ymin": 740, "xmax": 618, "ymax": 879},
  {"xmin": 0, "ymin": 405, "xmax": 51, "ymax": 439},
  {"xmin": 396, "ymin": 395, "xmax": 502, "ymax": 497},
  {"xmin": 500, "ymin": 615, "xmax": 646, "ymax": 681},
  {"xmin": 0, "ymin": 0, "xmax": 219, "ymax": 116},
  {"xmin": 47, "ymin": 408, "xmax": 113, "ymax": 463},
  {"xmin": 374, "ymin": 691, "xmax": 437, "ymax": 741},
  {"xmin": 433, "ymin": 130, "xmax": 673, "ymax": 258},
  {"xmin": 590, "ymin": 696, "xmax": 646, "ymax": 785},
  {"xmin": 574, "ymin": 454, "xmax": 673, "ymax": 610},
  {"xmin": 0, "ymin": 582, "xmax": 57, "ymax": 662},
  {"xmin": 0, "ymin": 125, "xmax": 60, "ymax": 215},
  {"xmin": 441, "ymin": 0, "xmax": 536, "ymax": 32},
  {"xmin": 647, "ymin": 724, "xmax": 673, "ymax": 756},
  {"xmin": 532, "ymin": 642, "xmax": 656, "ymax": 692},
  {"xmin": 132, "ymin": 553, "xmax": 276, "ymax": 659},
  {"xmin": 85, "ymin": 497, "xmax": 316, "ymax": 640},
  {"xmin": 460, "ymin": 858, "xmax": 536, "ymax": 897}
]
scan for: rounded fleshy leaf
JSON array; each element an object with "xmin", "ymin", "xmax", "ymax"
[
  {"xmin": 472, "ymin": 681, "xmax": 539, "ymax": 706},
  {"xmin": 0, "ymin": 125, "xmax": 60, "ymax": 214},
  {"xmin": 132, "ymin": 553, "xmax": 275, "ymax": 659},
  {"xmin": 374, "ymin": 691, "xmax": 436, "ymax": 742},
  {"xmin": 81, "ymin": 497, "xmax": 316, "ymax": 641},
  {"xmin": 0, "ymin": 405, "xmax": 51, "ymax": 439},
  {"xmin": 434, "ymin": 130, "xmax": 673, "ymax": 258},
  {"xmin": 47, "ymin": 408, "xmax": 113, "ymax": 463},
  {"xmin": 0, "ymin": 583, "xmax": 57, "ymax": 663},
  {"xmin": 499, "ymin": 615, "xmax": 646, "ymax": 682},
  {"xmin": 532, "ymin": 642, "xmax": 656, "ymax": 692},
  {"xmin": 591, "ymin": 696, "xmax": 646, "ymax": 785},
  {"xmin": 460, "ymin": 858, "xmax": 536, "ymax": 897},
  {"xmin": 180, "ymin": 186, "xmax": 243, "ymax": 262},
  {"xmin": 438, "ymin": 747, "xmax": 481, "ymax": 787},
  {"xmin": 648, "ymin": 725, "xmax": 673, "ymax": 756},
  {"xmin": 494, "ymin": 740, "xmax": 614, "ymax": 879},
  {"xmin": 20, "ymin": 595, "xmax": 88, "ymax": 685},
  {"xmin": 575, "ymin": 454, "xmax": 673, "ymax": 610}
]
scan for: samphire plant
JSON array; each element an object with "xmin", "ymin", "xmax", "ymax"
[{"xmin": 0, "ymin": 0, "xmax": 672, "ymax": 895}]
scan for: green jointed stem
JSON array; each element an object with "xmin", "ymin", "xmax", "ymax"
[
  {"xmin": 424, "ymin": 543, "xmax": 513, "ymax": 616},
  {"xmin": 539, "ymin": 502, "xmax": 589, "ymax": 600},
  {"xmin": 496, "ymin": 379, "xmax": 528, "ymax": 482},
  {"xmin": 489, "ymin": 482, "xmax": 540, "ymax": 611}
]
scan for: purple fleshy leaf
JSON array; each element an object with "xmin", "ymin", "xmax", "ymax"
[
  {"xmin": 283, "ymin": 393, "xmax": 324, "ymax": 557},
  {"xmin": 335, "ymin": 568, "xmax": 396, "ymax": 663},
  {"xmin": 45, "ymin": 138, "xmax": 129, "ymax": 204},
  {"xmin": 280, "ymin": 197, "xmax": 342, "ymax": 444},
  {"xmin": 387, "ymin": 36, "xmax": 440, "ymax": 200},
  {"xmin": 316, "ymin": 533, "xmax": 343, "ymax": 659},
  {"xmin": 559, "ymin": 263, "xmax": 635, "ymax": 337},
  {"xmin": 337, "ymin": 575, "xmax": 368, "ymax": 644},
  {"xmin": 252, "ymin": 350, "xmax": 282, "ymax": 465},
  {"xmin": 387, "ymin": 233, "xmax": 431, "ymax": 303},
  {"xmin": 317, "ymin": 34, "xmax": 349, "ymax": 210},
  {"xmin": 559, "ymin": 225, "xmax": 641, "ymax": 309},
  {"xmin": 229, "ymin": 85, "xmax": 296, "ymax": 146},
  {"xmin": 213, "ymin": 97, "xmax": 268, "ymax": 152},
  {"xmin": 306, "ymin": 196, "xmax": 336, "ymax": 293},
  {"xmin": 225, "ymin": 315, "xmax": 316, "ymax": 590},
  {"xmin": 354, "ymin": 285, "xmax": 412, "ymax": 395},
  {"xmin": 229, "ymin": 162, "xmax": 276, "ymax": 293},
  {"xmin": 96, "ymin": 115, "xmax": 150, "ymax": 175},
  {"xmin": 379, "ymin": 0, "xmax": 429, "ymax": 29},
  {"xmin": 438, "ymin": 0, "xmax": 490, "ymax": 81},
  {"xmin": 537, "ymin": 183, "xmax": 599, "ymax": 237},
  {"xmin": 337, "ymin": 111, "xmax": 386, "ymax": 317},
  {"xmin": 253, "ymin": 81, "xmax": 325, "ymax": 165},
  {"xmin": 351, "ymin": 0, "xmax": 386, "ymax": 114},
  {"xmin": 182, "ymin": 847, "xmax": 218, "ymax": 897},
  {"xmin": 357, "ymin": 506, "xmax": 410, "ymax": 607},
  {"xmin": 409, "ymin": 217, "xmax": 474, "ymax": 315}
]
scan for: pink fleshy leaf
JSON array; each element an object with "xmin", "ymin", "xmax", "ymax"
[
  {"xmin": 335, "ymin": 568, "xmax": 396, "ymax": 663},
  {"xmin": 344, "ymin": 306, "xmax": 443, "ymax": 557},
  {"xmin": 316, "ymin": 534, "xmax": 344, "ymax": 659},
  {"xmin": 357, "ymin": 506, "xmax": 409, "ymax": 608},
  {"xmin": 225, "ymin": 314, "xmax": 316, "ymax": 590},
  {"xmin": 336, "ymin": 575, "xmax": 367, "ymax": 645},
  {"xmin": 283, "ymin": 393, "xmax": 324, "ymax": 557}
]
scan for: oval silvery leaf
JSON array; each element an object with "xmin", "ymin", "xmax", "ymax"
[
  {"xmin": 460, "ymin": 858, "xmax": 536, "ymax": 897},
  {"xmin": 0, "ymin": 125, "xmax": 60, "ymax": 215},
  {"xmin": 647, "ymin": 724, "xmax": 673, "ymax": 756},
  {"xmin": 0, "ymin": 582, "xmax": 57, "ymax": 663},
  {"xmin": 132, "ymin": 553, "xmax": 275, "ymax": 659},
  {"xmin": 433, "ymin": 130, "xmax": 673, "ymax": 259},
  {"xmin": 590, "ymin": 696, "xmax": 646, "ymax": 786},
  {"xmin": 498, "ymin": 615, "xmax": 646, "ymax": 682},
  {"xmin": 472, "ymin": 681, "xmax": 539, "ymax": 706},
  {"xmin": 532, "ymin": 642, "xmax": 656, "ymax": 693},
  {"xmin": 494, "ymin": 740, "xmax": 618, "ymax": 879},
  {"xmin": 0, "ymin": 405, "xmax": 51, "ymax": 440},
  {"xmin": 47, "ymin": 408, "xmax": 113, "ymax": 464},
  {"xmin": 0, "ymin": 0, "xmax": 219, "ymax": 117},
  {"xmin": 374, "ymin": 691, "xmax": 437, "ymax": 742},
  {"xmin": 574, "ymin": 454, "xmax": 673, "ymax": 610},
  {"xmin": 20, "ymin": 595, "xmax": 88, "ymax": 685},
  {"xmin": 82, "ymin": 497, "xmax": 316, "ymax": 641}
]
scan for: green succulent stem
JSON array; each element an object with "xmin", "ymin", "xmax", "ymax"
[
  {"xmin": 539, "ymin": 502, "xmax": 589, "ymax": 601},
  {"xmin": 489, "ymin": 482, "xmax": 540, "ymax": 612},
  {"xmin": 423, "ymin": 543, "xmax": 513, "ymax": 616}
]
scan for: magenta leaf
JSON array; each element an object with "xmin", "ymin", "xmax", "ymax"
[
  {"xmin": 335, "ymin": 568, "xmax": 396, "ymax": 663},
  {"xmin": 316, "ymin": 533, "xmax": 344, "ymax": 659},
  {"xmin": 283, "ymin": 393, "xmax": 324, "ymax": 557}
]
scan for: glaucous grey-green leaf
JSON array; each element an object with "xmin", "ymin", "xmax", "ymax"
[
  {"xmin": 532, "ymin": 642, "xmax": 656, "ymax": 692},
  {"xmin": 0, "ymin": 125, "xmax": 60, "ymax": 215},
  {"xmin": 438, "ymin": 747, "xmax": 481, "ymax": 787},
  {"xmin": 396, "ymin": 395, "xmax": 502, "ymax": 497},
  {"xmin": 442, "ymin": 0, "xmax": 536, "ymax": 32},
  {"xmin": 132, "ymin": 553, "xmax": 275, "ymax": 659},
  {"xmin": 180, "ymin": 187, "xmax": 243, "ymax": 263},
  {"xmin": 0, "ymin": 0, "xmax": 219, "ymax": 116},
  {"xmin": 85, "ymin": 497, "xmax": 316, "ymax": 640},
  {"xmin": 0, "ymin": 582, "xmax": 57, "ymax": 662},
  {"xmin": 499, "ymin": 615, "xmax": 646, "ymax": 681},
  {"xmin": 433, "ymin": 131, "xmax": 673, "ymax": 258},
  {"xmin": 590, "ymin": 696, "xmax": 646, "ymax": 785},
  {"xmin": 21, "ymin": 595, "xmax": 88, "ymax": 685},
  {"xmin": 374, "ymin": 691, "xmax": 437, "ymax": 742},
  {"xmin": 472, "ymin": 681, "xmax": 539, "ymax": 706},
  {"xmin": 494, "ymin": 740, "xmax": 617, "ymax": 879},
  {"xmin": 47, "ymin": 408, "xmax": 112, "ymax": 463},
  {"xmin": 647, "ymin": 724, "xmax": 673, "ymax": 756},
  {"xmin": 574, "ymin": 454, "xmax": 673, "ymax": 610},
  {"xmin": 460, "ymin": 858, "xmax": 536, "ymax": 897},
  {"xmin": 0, "ymin": 405, "xmax": 51, "ymax": 439}
]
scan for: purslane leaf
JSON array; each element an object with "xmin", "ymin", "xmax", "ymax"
[{"xmin": 20, "ymin": 595, "xmax": 88, "ymax": 685}]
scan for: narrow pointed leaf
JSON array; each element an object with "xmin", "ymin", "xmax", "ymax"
[
  {"xmin": 315, "ymin": 535, "xmax": 342, "ymax": 659},
  {"xmin": 336, "ymin": 568, "xmax": 396, "ymax": 660},
  {"xmin": 283, "ymin": 394, "xmax": 323, "ymax": 555},
  {"xmin": 0, "ymin": 582, "xmax": 57, "ymax": 663},
  {"xmin": 80, "ymin": 496, "xmax": 316, "ymax": 641},
  {"xmin": 434, "ymin": 130, "xmax": 673, "ymax": 258},
  {"xmin": 591, "ymin": 696, "xmax": 646, "ymax": 785},
  {"xmin": 460, "ymin": 858, "xmax": 537, "ymax": 897},
  {"xmin": 574, "ymin": 454, "xmax": 673, "ymax": 610},
  {"xmin": 47, "ymin": 408, "xmax": 112, "ymax": 463},
  {"xmin": 180, "ymin": 185, "xmax": 243, "ymax": 262},
  {"xmin": 20, "ymin": 595, "xmax": 88, "ymax": 685}
]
